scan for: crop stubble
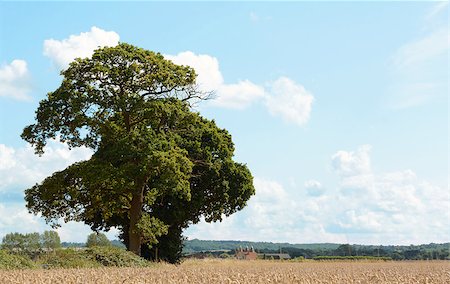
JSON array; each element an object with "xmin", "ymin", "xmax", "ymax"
[{"xmin": 1, "ymin": 259, "xmax": 449, "ymax": 283}]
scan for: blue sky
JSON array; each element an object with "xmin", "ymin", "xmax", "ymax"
[{"xmin": 0, "ymin": 1, "xmax": 448, "ymax": 245}]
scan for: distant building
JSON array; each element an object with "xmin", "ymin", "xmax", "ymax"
[{"xmin": 235, "ymin": 246, "xmax": 257, "ymax": 260}]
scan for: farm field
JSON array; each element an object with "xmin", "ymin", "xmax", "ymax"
[{"xmin": 1, "ymin": 259, "xmax": 449, "ymax": 284}]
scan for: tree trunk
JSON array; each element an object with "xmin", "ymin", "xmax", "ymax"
[{"xmin": 129, "ymin": 191, "xmax": 143, "ymax": 256}]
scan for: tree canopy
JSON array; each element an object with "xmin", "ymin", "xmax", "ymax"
[
  {"xmin": 22, "ymin": 43, "xmax": 254, "ymax": 262},
  {"xmin": 86, "ymin": 232, "xmax": 111, "ymax": 247}
]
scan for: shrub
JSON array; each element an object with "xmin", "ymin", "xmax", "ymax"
[
  {"xmin": 291, "ymin": 256, "xmax": 305, "ymax": 262},
  {"xmin": 36, "ymin": 249, "xmax": 99, "ymax": 269},
  {"xmin": 0, "ymin": 250, "xmax": 36, "ymax": 269},
  {"xmin": 85, "ymin": 246, "xmax": 151, "ymax": 267}
]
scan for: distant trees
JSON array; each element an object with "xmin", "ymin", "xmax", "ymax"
[
  {"xmin": 86, "ymin": 232, "xmax": 111, "ymax": 247},
  {"xmin": 41, "ymin": 230, "xmax": 61, "ymax": 250},
  {"xmin": 1, "ymin": 231, "xmax": 61, "ymax": 253}
]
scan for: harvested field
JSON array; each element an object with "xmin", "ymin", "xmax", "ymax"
[{"xmin": 1, "ymin": 259, "xmax": 449, "ymax": 283}]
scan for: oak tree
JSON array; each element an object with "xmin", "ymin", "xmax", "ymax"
[{"xmin": 22, "ymin": 43, "xmax": 254, "ymax": 261}]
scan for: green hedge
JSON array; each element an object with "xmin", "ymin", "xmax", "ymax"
[
  {"xmin": 313, "ymin": 255, "xmax": 392, "ymax": 261},
  {"xmin": 0, "ymin": 250, "xmax": 36, "ymax": 269},
  {"xmin": 1, "ymin": 247, "xmax": 152, "ymax": 269},
  {"xmin": 85, "ymin": 246, "xmax": 151, "ymax": 267},
  {"xmin": 36, "ymin": 248, "xmax": 100, "ymax": 269}
]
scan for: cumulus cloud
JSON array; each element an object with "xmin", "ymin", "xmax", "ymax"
[
  {"xmin": 43, "ymin": 27, "xmax": 314, "ymax": 125},
  {"xmin": 265, "ymin": 77, "xmax": 314, "ymax": 126},
  {"xmin": 0, "ymin": 59, "xmax": 32, "ymax": 100},
  {"xmin": 186, "ymin": 146, "xmax": 449, "ymax": 245},
  {"xmin": 165, "ymin": 51, "xmax": 266, "ymax": 109},
  {"xmin": 164, "ymin": 51, "xmax": 223, "ymax": 91},
  {"xmin": 0, "ymin": 140, "xmax": 93, "ymax": 193},
  {"xmin": 43, "ymin": 26, "xmax": 120, "ymax": 70},
  {"xmin": 166, "ymin": 51, "xmax": 313, "ymax": 125},
  {"xmin": 185, "ymin": 177, "xmax": 347, "ymax": 243},
  {"xmin": 0, "ymin": 203, "xmax": 43, "ymax": 234},
  {"xmin": 0, "ymin": 141, "xmax": 97, "ymax": 241},
  {"xmin": 332, "ymin": 145, "xmax": 372, "ymax": 177},
  {"xmin": 215, "ymin": 80, "xmax": 266, "ymax": 109},
  {"xmin": 328, "ymin": 145, "xmax": 449, "ymax": 243}
]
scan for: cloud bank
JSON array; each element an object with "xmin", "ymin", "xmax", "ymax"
[{"xmin": 186, "ymin": 145, "xmax": 449, "ymax": 245}]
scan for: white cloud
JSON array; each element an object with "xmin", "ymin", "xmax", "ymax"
[
  {"xmin": 0, "ymin": 140, "xmax": 93, "ymax": 193},
  {"xmin": 328, "ymin": 145, "xmax": 449, "ymax": 243},
  {"xmin": 165, "ymin": 51, "xmax": 266, "ymax": 109},
  {"xmin": 43, "ymin": 26, "xmax": 120, "ymax": 70},
  {"xmin": 265, "ymin": 77, "xmax": 314, "ymax": 126},
  {"xmin": 215, "ymin": 80, "xmax": 266, "ymax": 109},
  {"xmin": 0, "ymin": 140, "xmax": 120, "ymax": 242},
  {"xmin": 331, "ymin": 145, "xmax": 372, "ymax": 177},
  {"xmin": 186, "ymin": 146, "xmax": 449, "ymax": 245},
  {"xmin": 165, "ymin": 51, "xmax": 314, "ymax": 125},
  {"xmin": 0, "ymin": 59, "xmax": 32, "ymax": 100},
  {"xmin": 0, "ymin": 203, "xmax": 43, "ymax": 234},
  {"xmin": 185, "ymin": 177, "xmax": 348, "ymax": 243},
  {"xmin": 164, "ymin": 51, "xmax": 223, "ymax": 91},
  {"xmin": 0, "ymin": 204, "xmax": 117, "ymax": 243}
]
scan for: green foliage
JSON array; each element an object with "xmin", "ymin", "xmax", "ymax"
[
  {"xmin": 313, "ymin": 256, "xmax": 392, "ymax": 261},
  {"xmin": 36, "ymin": 249, "xmax": 99, "ymax": 269},
  {"xmin": 2, "ymin": 231, "xmax": 61, "ymax": 256},
  {"xmin": 41, "ymin": 230, "xmax": 61, "ymax": 250},
  {"xmin": 182, "ymin": 239, "xmax": 340, "ymax": 254},
  {"xmin": 85, "ymin": 246, "xmax": 151, "ymax": 267},
  {"xmin": 135, "ymin": 213, "xmax": 168, "ymax": 247},
  {"xmin": 2, "ymin": 232, "xmax": 41, "ymax": 256},
  {"xmin": 290, "ymin": 256, "xmax": 305, "ymax": 262},
  {"xmin": 22, "ymin": 43, "xmax": 255, "ymax": 262},
  {"xmin": 0, "ymin": 250, "xmax": 36, "ymax": 269},
  {"xmin": 182, "ymin": 240, "xmax": 450, "ymax": 261},
  {"xmin": 86, "ymin": 232, "xmax": 111, "ymax": 247}
]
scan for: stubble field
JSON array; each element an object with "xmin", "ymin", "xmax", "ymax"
[{"xmin": 1, "ymin": 259, "xmax": 449, "ymax": 284}]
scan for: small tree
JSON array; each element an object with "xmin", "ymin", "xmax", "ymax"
[
  {"xmin": 86, "ymin": 232, "xmax": 111, "ymax": 247},
  {"xmin": 2, "ymin": 233, "xmax": 25, "ymax": 251},
  {"xmin": 1, "ymin": 232, "xmax": 41, "ymax": 255},
  {"xmin": 41, "ymin": 230, "xmax": 61, "ymax": 250}
]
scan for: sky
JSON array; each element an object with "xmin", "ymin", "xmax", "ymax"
[{"xmin": 0, "ymin": 1, "xmax": 448, "ymax": 245}]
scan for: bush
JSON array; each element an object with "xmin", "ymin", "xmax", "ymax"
[
  {"xmin": 86, "ymin": 232, "xmax": 111, "ymax": 247},
  {"xmin": 85, "ymin": 246, "xmax": 151, "ymax": 267},
  {"xmin": 291, "ymin": 256, "xmax": 305, "ymax": 262},
  {"xmin": 36, "ymin": 249, "xmax": 100, "ymax": 269},
  {"xmin": 0, "ymin": 250, "xmax": 36, "ymax": 269}
]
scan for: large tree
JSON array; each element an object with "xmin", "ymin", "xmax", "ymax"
[{"xmin": 22, "ymin": 43, "xmax": 254, "ymax": 261}]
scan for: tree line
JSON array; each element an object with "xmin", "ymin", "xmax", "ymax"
[
  {"xmin": 1, "ymin": 231, "xmax": 114, "ymax": 256},
  {"xmin": 183, "ymin": 240, "xmax": 450, "ymax": 260}
]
